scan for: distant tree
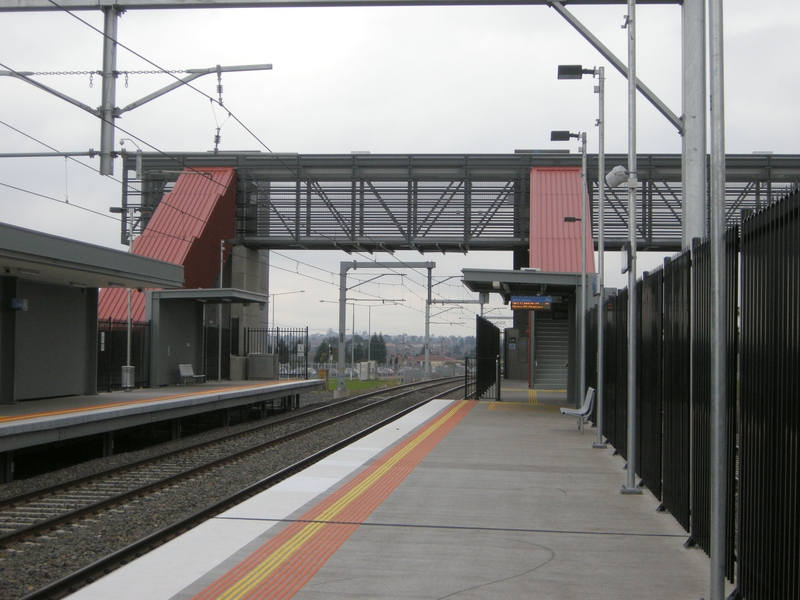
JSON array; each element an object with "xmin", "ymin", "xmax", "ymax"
[
  {"xmin": 314, "ymin": 340, "xmax": 329, "ymax": 363},
  {"xmin": 370, "ymin": 333, "xmax": 388, "ymax": 363}
]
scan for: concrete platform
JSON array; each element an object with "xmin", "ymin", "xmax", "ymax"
[
  {"xmin": 67, "ymin": 397, "xmax": 730, "ymax": 599},
  {"xmin": 0, "ymin": 379, "xmax": 325, "ymax": 453}
]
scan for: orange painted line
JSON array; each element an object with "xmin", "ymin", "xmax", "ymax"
[
  {"xmin": 0, "ymin": 382, "xmax": 296, "ymax": 424},
  {"xmin": 192, "ymin": 400, "xmax": 476, "ymax": 600}
]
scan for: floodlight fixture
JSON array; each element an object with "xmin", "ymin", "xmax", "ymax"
[
  {"xmin": 550, "ymin": 130, "xmax": 578, "ymax": 142},
  {"xmin": 557, "ymin": 64, "xmax": 594, "ymax": 80},
  {"xmin": 564, "ymin": 216, "xmax": 581, "ymax": 223},
  {"xmin": 606, "ymin": 165, "xmax": 628, "ymax": 188}
]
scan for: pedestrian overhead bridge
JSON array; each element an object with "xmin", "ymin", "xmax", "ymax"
[{"xmin": 121, "ymin": 152, "xmax": 800, "ymax": 253}]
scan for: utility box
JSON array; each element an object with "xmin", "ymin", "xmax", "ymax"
[{"xmin": 357, "ymin": 361, "xmax": 376, "ymax": 381}]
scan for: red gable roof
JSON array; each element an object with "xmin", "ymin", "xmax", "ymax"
[
  {"xmin": 98, "ymin": 167, "xmax": 236, "ymax": 322},
  {"xmin": 529, "ymin": 167, "xmax": 596, "ymax": 274}
]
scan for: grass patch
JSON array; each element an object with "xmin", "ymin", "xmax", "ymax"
[{"xmin": 326, "ymin": 378, "xmax": 400, "ymax": 392}]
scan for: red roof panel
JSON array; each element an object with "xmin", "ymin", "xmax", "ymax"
[
  {"xmin": 98, "ymin": 167, "xmax": 237, "ymax": 322},
  {"xmin": 529, "ymin": 167, "xmax": 596, "ymax": 274}
]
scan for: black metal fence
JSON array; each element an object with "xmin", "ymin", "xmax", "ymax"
[
  {"xmin": 464, "ymin": 357, "xmax": 476, "ymax": 400},
  {"xmin": 639, "ymin": 268, "xmax": 663, "ymax": 501},
  {"xmin": 738, "ymin": 191, "xmax": 800, "ymax": 599},
  {"xmin": 588, "ymin": 187, "xmax": 800, "ymax": 597},
  {"xmin": 244, "ymin": 327, "xmax": 309, "ymax": 379},
  {"xmin": 473, "ymin": 316, "xmax": 500, "ymax": 400},
  {"xmin": 97, "ymin": 319, "xmax": 150, "ymax": 391},
  {"xmin": 661, "ymin": 250, "xmax": 692, "ymax": 532}
]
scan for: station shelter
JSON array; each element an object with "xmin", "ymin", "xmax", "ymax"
[
  {"xmin": 462, "ymin": 167, "xmax": 596, "ymax": 407},
  {"xmin": 0, "ymin": 222, "xmax": 183, "ymax": 404}
]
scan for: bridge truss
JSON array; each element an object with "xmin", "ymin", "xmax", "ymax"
[{"xmin": 121, "ymin": 152, "xmax": 800, "ymax": 253}]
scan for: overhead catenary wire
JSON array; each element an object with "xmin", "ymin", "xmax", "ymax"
[
  {"xmin": 2, "ymin": 4, "xmax": 489, "ymax": 328},
  {"xmin": 1, "ymin": 58, "xmax": 473, "ymax": 305},
  {"xmin": 23, "ymin": 1, "xmax": 497, "ymax": 292}
]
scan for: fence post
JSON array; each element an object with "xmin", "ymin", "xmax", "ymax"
[
  {"xmin": 107, "ymin": 318, "xmax": 113, "ymax": 392},
  {"xmin": 496, "ymin": 355, "xmax": 502, "ymax": 402}
]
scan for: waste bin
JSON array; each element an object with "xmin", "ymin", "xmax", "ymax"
[{"xmin": 121, "ymin": 365, "xmax": 135, "ymax": 391}]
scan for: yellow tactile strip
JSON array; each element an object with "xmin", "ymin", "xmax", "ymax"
[
  {"xmin": 192, "ymin": 400, "xmax": 476, "ymax": 600},
  {"xmin": 0, "ymin": 382, "xmax": 291, "ymax": 424},
  {"xmin": 486, "ymin": 402, "xmax": 560, "ymax": 413}
]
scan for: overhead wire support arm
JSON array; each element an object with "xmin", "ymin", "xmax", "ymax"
[
  {"xmin": 1, "ymin": 60, "xmax": 272, "ymax": 176},
  {"xmin": 116, "ymin": 64, "xmax": 272, "ymax": 115},
  {"xmin": 0, "ymin": 69, "xmax": 98, "ymax": 115},
  {"xmin": 346, "ymin": 273, "xmax": 398, "ymax": 291}
]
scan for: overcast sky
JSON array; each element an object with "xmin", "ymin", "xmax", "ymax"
[{"xmin": 1, "ymin": 1, "xmax": 798, "ymax": 336}]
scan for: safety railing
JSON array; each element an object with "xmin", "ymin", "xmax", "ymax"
[{"xmin": 244, "ymin": 327, "xmax": 309, "ymax": 380}]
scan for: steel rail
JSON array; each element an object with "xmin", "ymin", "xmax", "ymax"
[{"xmin": 0, "ymin": 377, "xmax": 441, "ymax": 510}]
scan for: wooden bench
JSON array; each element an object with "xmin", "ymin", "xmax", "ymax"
[
  {"xmin": 560, "ymin": 387, "xmax": 595, "ymax": 434},
  {"xmin": 179, "ymin": 364, "xmax": 206, "ymax": 385}
]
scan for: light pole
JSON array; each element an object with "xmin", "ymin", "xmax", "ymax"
[
  {"xmin": 269, "ymin": 290, "xmax": 305, "ymax": 329},
  {"xmin": 551, "ymin": 129, "xmax": 588, "ymax": 416},
  {"xmin": 109, "ymin": 198, "xmax": 140, "ymax": 391},
  {"xmin": 620, "ymin": 0, "xmax": 642, "ymax": 496},
  {"xmin": 268, "ymin": 290, "xmax": 304, "ymax": 358},
  {"xmin": 558, "ymin": 63, "xmax": 608, "ymax": 449}
]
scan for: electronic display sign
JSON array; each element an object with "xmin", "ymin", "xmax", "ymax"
[{"xmin": 510, "ymin": 295, "xmax": 552, "ymax": 310}]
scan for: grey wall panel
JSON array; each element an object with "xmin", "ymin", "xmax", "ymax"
[
  {"xmin": 14, "ymin": 281, "xmax": 88, "ymax": 400},
  {"xmin": 0, "ymin": 277, "xmax": 18, "ymax": 404}
]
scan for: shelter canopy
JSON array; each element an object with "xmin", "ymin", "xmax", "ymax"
[
  {"xmin": 0, "ymin": 222, "xmax": 183, "ymax": 290},
  {"xmin": 461, "ymin": 268, "xmax": 595, "ymax": 304}
]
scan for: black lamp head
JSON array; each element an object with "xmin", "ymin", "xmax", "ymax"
[
  {"xmin": 550, "ymin": 130, "xmax": 573, "ymax": 142},
  {"xmin": 557, "ymin": 64, "xmax": 585, "ymax": 80}
]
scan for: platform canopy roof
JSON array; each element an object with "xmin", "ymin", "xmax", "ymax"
[
  {"xmin": 147, "ymin": 288, "xmax": 269, "ymax": 306},
  {"xmin": 0, "ymin": 222, "xmax": 184, "ymax": 290},
  {"xmin": 462, "ymin": 267, "xmax": 595, "ymax": 304}
]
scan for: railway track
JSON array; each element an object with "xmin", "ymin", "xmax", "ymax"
[
  {"xmin": 0, "ymin": 378, "xmax": 458, "ymax": 547},
  {"xmin": 1, "ymin": 379, "xmax": 464, "ymax": 600}
]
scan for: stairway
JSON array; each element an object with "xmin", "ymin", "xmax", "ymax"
[{"xmin": 533, "ymin": 314, "xmax": 569, "ymax": 390}]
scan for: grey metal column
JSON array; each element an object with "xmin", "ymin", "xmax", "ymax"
[
  {"xmin": 99, "ymin": 6, "xmax": 119, "ymax": 176},
  {"xmin": 682, "ymin": 0, "xmax": 707, "ymax": 248},
  {"xmin": 708, "ymin": 0, "xmax": 728, "ymax": 596},
  {"xmin": 622, "ymin": 0, "xmax": 642, "ymax": 495},
  {"xmin": 594, "ymin": 66, "xmax": 608, "ymax": 449},
  {"xmin": 337, "ymin": 263, "xmax": 349, "ymax": 397},
  {"xmin": 425, "ymin": 265, "xmax": 432, "ymax": 377},
  {"xmin": 218, "ymin": 240, "xmax": 223, "ymax": 381}
]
